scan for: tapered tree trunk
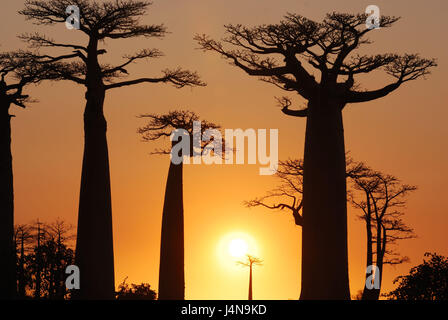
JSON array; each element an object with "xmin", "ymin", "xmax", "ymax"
[
  {"xmin": 0, "ymin": 99, "xmax": 16, "ymax": 300},
  {"xmin": 300, "ymin": 95, "xmax": 350, "ymax": 300},
  {"xmin": 248, "ymin": 264, "xmax": 253, "ymax": 300},
  {"xmin": 74, "ymin": 84, "xmax": 115, "ymax": 299},
  {"xmin": 158, "ymin": 161, "xmax": 184, "ymax": 300}
]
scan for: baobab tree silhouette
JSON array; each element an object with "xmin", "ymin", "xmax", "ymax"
[
  {"xmin": 348, "ymin": 161, "xmax": 417, "ymax": 300},
  {"xmin": 246, "ymin": 157, "xmax": 417, "ymax": 300},
  {"xmin": 20, "ymin": 0, "xmax": 204, "ymax": 299},
  {"xmin": 196, "ymin": 12, "xmax": 436, "ymax": 299},
  {"xmin": 138, "ymin": 110, "xmax": 224, "ymax": 300},
  {"xmin": 237, "ymin": 254, "xmax": 263, "ymax": 300},
  {"xmin": 0, "ymin": 51, "xmax": 59, "ymax": 300},
  {"xmin": 245, "ymin": 159, "xmax": 305, "ymax": 227}
]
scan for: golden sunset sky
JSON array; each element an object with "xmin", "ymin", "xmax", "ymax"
[{"xmin": 1, "ymin": 0, "xmax": 447, "ymax": 299}]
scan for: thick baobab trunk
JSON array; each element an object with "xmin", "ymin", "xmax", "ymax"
[
  {"xmin": 158, "ymin": 161, "xmax": 185, "ymax": 300},
  {"xmin": 74, "ymin": 86, "xmax": 115, "ymax": 299},
  {"xmin": 0, "ymin": 100, "xmax": 16, "ymax": 300},
  {"xmin": 248, "ymin": 264, "xmax": 253, "ymax": 300},
  {"xmin": 300, "ymin": 95, "xmax": 350, "ymax": 300}
]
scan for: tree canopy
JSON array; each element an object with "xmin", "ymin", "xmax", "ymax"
[
  {"xmin": 196, "ymin": 12, "xmax": 436, "ymax": 115},
  {"xmin": 1, "ymin": 50, "xmax": 59, "ymax": 109}
]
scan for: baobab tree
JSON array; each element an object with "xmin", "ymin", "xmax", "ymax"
[
  {"xmin": 237, "ymin": 254, "xmax": 263, "ymax": 300},
  {"xmin": 20, "ymin": 0, "xmax": 204, "ymax": 299},
  {"xmin": 196, "ymin": 12, "xmax": 436, "ymax": 299},
  {"xmin": 349, "ymin": 162, "xmax": 416, "ymax": 300},
  {"xmin": 246, "ymin": 157, "xmax": 416, "ymax": 300},
  {"xmin": 0, "ymin": 50, "xmax": 58, "ymax": 300},
  {"xmin": 138, "ymin": 110, "xmax": 223, "ymax": 299}
]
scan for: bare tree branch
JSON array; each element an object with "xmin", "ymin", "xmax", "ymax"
[
  {"xmin": 105, "ymin": 68, "xmax": 205, "ymax": 90},
  {"xmin": 137, "ymin": 110, "xmax": 227, "ymax": 159}
]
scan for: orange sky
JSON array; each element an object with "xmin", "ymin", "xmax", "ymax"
[{"xmin": 2, "ymin": 0, "xmax": 447, "ymax": 299}]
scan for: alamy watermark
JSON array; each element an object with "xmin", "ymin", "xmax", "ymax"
[{"xmin": 170, "ymin": 121, "xmax": 278, "ymax": 175}]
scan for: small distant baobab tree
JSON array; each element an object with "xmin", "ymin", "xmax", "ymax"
[
  {"xmin": 237, "ymin": 254, "xmax": 263, "ymax": 300},
  {"xmin": 20, "ymin": 0, "xmax": 204, "ymax": 299},
  {"xmin": 349, "ymin": 162, "xmax": 416, "ymax": 300},
  {"xmin": 138, "ymin": 110, "xmax": 223, "ymax": 300},
  {"xmin": 0, "ymin": 51, "xmax": 58, "ymax": 300},
  {"xmin": 196, "ymin": 12, "xmax": 436, "ymax": 299}
]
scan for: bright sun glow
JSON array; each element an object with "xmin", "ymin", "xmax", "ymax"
[{"xmin": 228, "ymin": 238, "xmax": 249, "ymax": 258}]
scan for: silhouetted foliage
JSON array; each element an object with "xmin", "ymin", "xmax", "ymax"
[
  {"xmin": 138, "ymin": 110, "xmax": 222, "ymax": 300},
  {"xmin": 116, "ymin": 277, "xmax": 157, "ymax": 300},
  {"xmin": 197, "ymin": 12, "xmax": 436, "ymax": 299},
  {"xmin": 20, "ymin": 0, "xmax": 204, "ymax": 299},
  {"xmin": 385, "ymin": 253, "xmax": 448, "ymax": 300},
  {"xmin": 14, "ymin": 219, "xmax": 75, "ymax": 300},
  {"xmin": 352, "ymin": 290, "xmax": 363, "ymax": 300},
  {"xmin": 138, "ymin": 110, "xmax": 223, "ymax": 156}
]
